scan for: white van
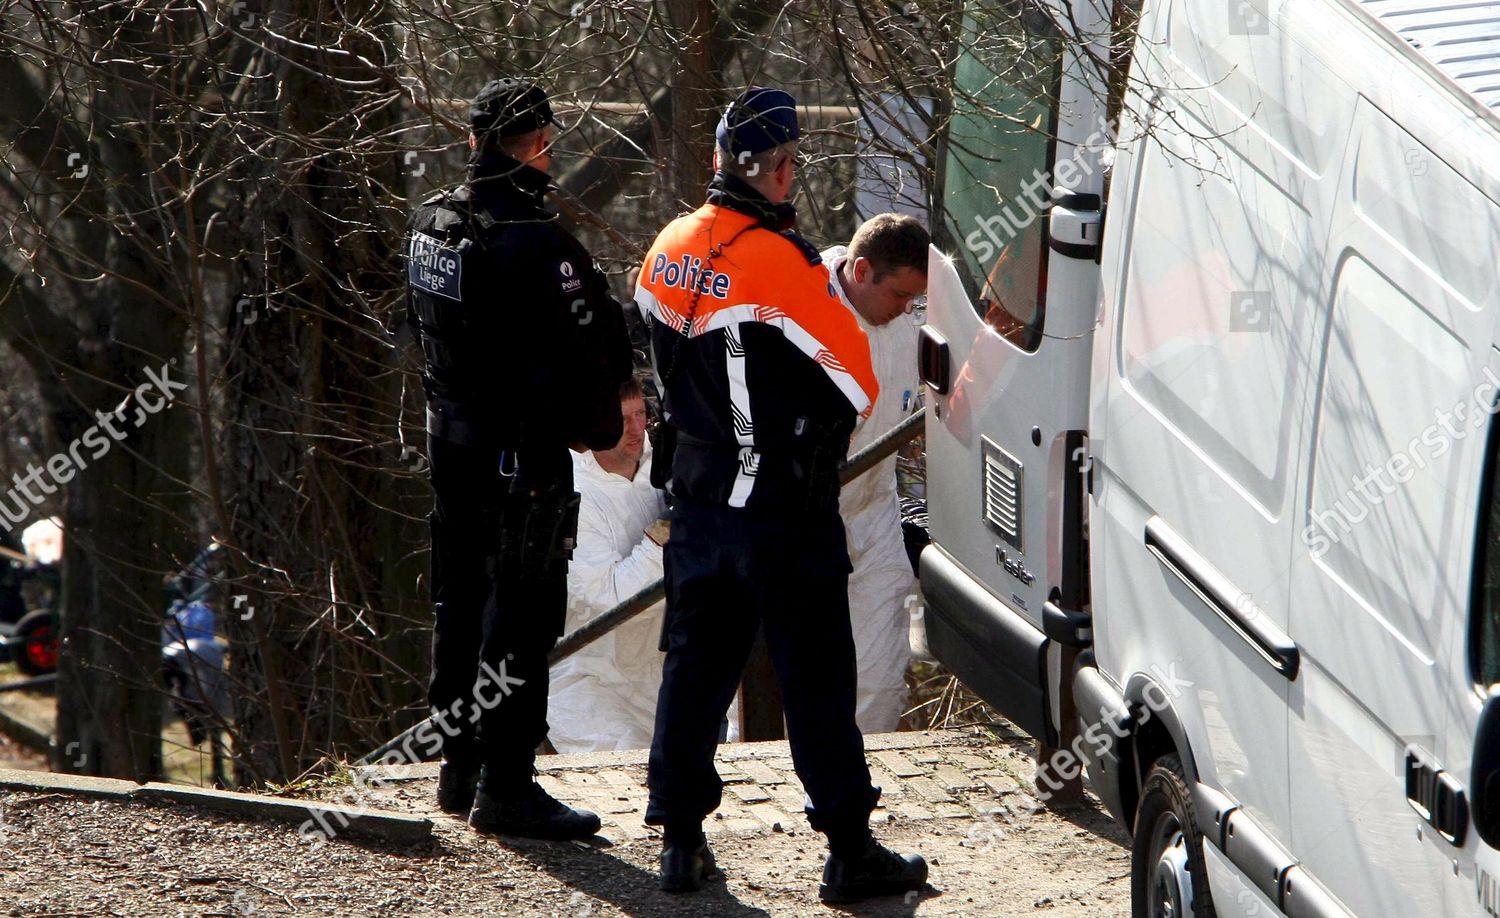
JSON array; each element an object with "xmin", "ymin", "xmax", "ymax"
[{"xmin": 919, "ymin": 1, "xmax": 1500, "ymax": 915}]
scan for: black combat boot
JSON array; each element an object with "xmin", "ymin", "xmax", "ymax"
[
  {"xmin": 659, "ymin": 823, "xmax": 719, "ymax": 893},
  {"xmin": 467, "ymin": 774, "xmax": 602, "ymax": 841},
  {"xmin": 818, "ymin": 836, "xmax": 928, "ymax": 903},
  {"xmin": 436, "ymin": 760, "xmax": 480, "ymax": 814}
]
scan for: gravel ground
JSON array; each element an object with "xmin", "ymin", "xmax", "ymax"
[
  {"xmin": 0, "ymin": 673, "xmax": 1131, "ymax": 917},
  {"xmin": 0, "ymin": 770, "xmax": 1129, "ymax": 917}
]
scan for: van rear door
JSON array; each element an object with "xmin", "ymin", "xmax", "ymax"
[{"xmin": 921, "ymin": 0, "xmax": 1111, "ymax": 745}]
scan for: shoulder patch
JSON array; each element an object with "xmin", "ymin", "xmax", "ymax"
[
  {"xmin": 408, "ymin": 231, "xmax": 463, "ymax": 302},
  {"xmin": 778, "ymin": 230, "xmax": 824, "ymax": 266},
  {"xmin": 556, "ymin": 258, "xmax": 584, "ymax": 295}
]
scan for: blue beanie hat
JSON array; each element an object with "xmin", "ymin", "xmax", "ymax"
[{"xmin": 716, "ymin": 87, "xmax": 800, "ymax": 157}]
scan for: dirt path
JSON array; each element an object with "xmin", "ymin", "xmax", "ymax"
[
  {"xmin": 0, "ymin": 731, "xmax": 44, "ymax": 771},
  {"xmin": 0, "ymin": 667, "xmax": 237, "ymax": 786},
  {"xmin": 0, "ymin": 729, "xmax": 1131, "ymax": 916}
]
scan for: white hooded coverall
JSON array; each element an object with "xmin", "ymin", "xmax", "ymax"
[
  {"xmin": 823, "ymin": 245, "xmax": 920, "ymax": 733},
  {"xmin": 547, "ymin": 445, "xmax": 667, "ymax": 753}
]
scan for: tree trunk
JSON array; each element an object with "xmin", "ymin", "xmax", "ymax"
[
  {"xmin": 665, "ymin": 0, "xmax": 720, "ymax": 210},
  {"xmin": 0, "ymin": 81, "xmax": 195, "ymax": 780},
  {"xmin": 52, "ymin": 354, "xmax": 192, "ymax": 779},
  {"xmin": 221, "ymin": 0, "xmax": 426, "ymax": 784}
]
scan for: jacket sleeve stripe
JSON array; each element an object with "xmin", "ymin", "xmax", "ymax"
[
  {"xmin": 701, "ymin": 304, "xmax": 873, "ymax": 417},
  {"xmin": 729, "ymin": 447, "xmax": 759, "ymax": 509},
  {"xmin": 634, "ymin": 283, "xmax": 689, "ymax": 332},
  {"xmin": 724, "ymin": 324, "xmax": 758, "ymax": 507},
  {"xmin": 637, "ymin": 277, "xmax": 874, "ymax": 418}
]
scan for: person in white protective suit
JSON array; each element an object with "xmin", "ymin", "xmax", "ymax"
[
  {"xmin": 548, "ymin": 377, "xmax": 671, "ymax": 753},
  {"xmin": 822, "ymin": 213, "xmax": 930, "ymax": 733}
]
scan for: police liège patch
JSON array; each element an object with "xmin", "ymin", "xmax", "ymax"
[
  {"xmin": 558, "ymin": 259, "xmax": 583, "ymax": 294},
  {"xmin": 408, "ymin": 232, "xmax": 462, "ymax": 301}
]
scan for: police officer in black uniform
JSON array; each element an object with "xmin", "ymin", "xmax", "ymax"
[{"xmin": 405, "ymin": 79, "xmax": 632, "ymax": 840}]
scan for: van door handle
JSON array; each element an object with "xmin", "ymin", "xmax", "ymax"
[
  {"xmin": 1043, "ymin": 600, "xmax": 1092, "ymax": 647},
  {"xmin": 1048, "ymin": 192, "xmax": 1103, "ymax": 262},
  {"xmin": 1143, "ymin": 516, "xmax": 1300, "ymax": 680},
  {"xmin": 1406, "ymin": 747, "xmax": 1468, "ymax": 846},
  {"xmin": 919, "ymin": 326, "xmax": 951, "ymax": 395}
]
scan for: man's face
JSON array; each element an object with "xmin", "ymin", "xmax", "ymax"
[
  {"xmin": 595, "ymin": 396, "xmax": 648, "ymax": 470},
  {"xmin": 848, "ymin": 258, "xmax": 926, "ymax": 326}
]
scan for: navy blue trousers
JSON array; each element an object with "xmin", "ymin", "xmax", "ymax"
[
  {"xmin": 427, "ymin": 433, "xmax": 569, "ymax": 785},
  {"xmin": 646, "ymin": 500, "xmax": 879, "ymax": 837}
]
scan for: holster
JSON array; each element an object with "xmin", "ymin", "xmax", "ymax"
[{"xmin": 498, "ymin": 487, "xmax": 582, "ymax": 581}]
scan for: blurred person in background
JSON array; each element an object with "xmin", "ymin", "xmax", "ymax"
[{"xmin": 0, "ymin": 529, "xmax": 27, "ymax": 626}]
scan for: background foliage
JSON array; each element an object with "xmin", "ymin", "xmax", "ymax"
[{"xmin": 0, "ymin": 0, "xmax": 1102, "ymax": 784}]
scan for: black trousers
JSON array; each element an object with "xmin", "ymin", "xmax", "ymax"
[
  {"xmin": 427, "ymin": 433, "xmax": 570, "ymax": 786},
  {"xmin": 645, "ymin": 499, "xmax": 879, "ymax": 837}
]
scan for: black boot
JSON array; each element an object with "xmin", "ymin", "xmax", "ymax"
[
  {"xmin": 819, "ymin": 837, "xmax": 928, "ymax": 903},
  {"xmin": 660, "ymin": 825, "xmax": 718, "ymax": 893},
  {"xmin": 436, "ymin": 760, "xmax": 479, "ymax": 814},
  {"xmin": 468, "ymin": 777, "xmax": 602, "ymax": 841}
]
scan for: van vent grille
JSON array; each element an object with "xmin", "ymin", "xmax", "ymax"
[{"xmin": 981, "ymin": 438, "xmax": 1023, "ymax": 552}]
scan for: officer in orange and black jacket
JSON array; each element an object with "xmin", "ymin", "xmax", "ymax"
[
  {"xmin": 405, "ymin": 79, "xmax": 632, "ymax": 841},
  {"xmin": 636, "ymin": 87, "xmax": 928, "ymax": 903}
]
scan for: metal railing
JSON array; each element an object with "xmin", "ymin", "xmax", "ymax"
[{"xmin": 357, "ymin": 408, "xmax": 926, "ymax": 766}]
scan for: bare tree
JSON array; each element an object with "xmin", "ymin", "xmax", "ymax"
[
  {"xmin": 0, "ymin": 0, "xmax": 1139, "ymax": 784},
  {"xmin": 1, "ymin": 2, "xmax": 203, "ymax": 778}
]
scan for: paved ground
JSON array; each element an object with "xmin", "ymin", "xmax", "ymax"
[
  {"xmin": 0, "ymin": 728, "xmax": 1131, "ymax": 916},
  {"xmin": 346, "ymin": 728, "xmax": 1133, "ymax": 916},
  {"xmin": 360, "ymin": 730, "xmax": 1080, "ymax": 842}
]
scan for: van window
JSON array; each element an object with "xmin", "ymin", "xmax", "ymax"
[
  {"xmin": 939, "ymin": 3, "xmax": 1060, "ymax": 352},
  {"xmin": 1119, "ymin": 118, "xmax": 1315, "ymax": 511},
  {"xmin": 1304, "ymin": 103, "xmax": 1499, "ymax": 666},
  {"xmin": 1474, "ymin": 407, "xmax": 1500, "ymax": 689}
]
